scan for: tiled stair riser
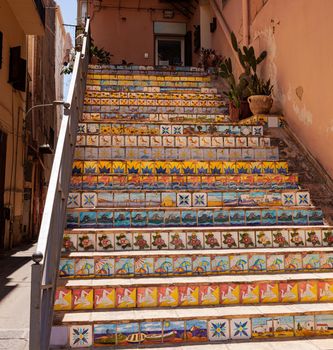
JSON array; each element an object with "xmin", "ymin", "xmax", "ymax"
[
  {"xmin": 75, "ymin": 146, "xmax": 279, "ymax": 162},
  {"xmin": 54, "ymin": 277, "xmax": 333, "ymax": 311},
  {"xmin": 68, "ymin": 190, "xmax": 310, "ymax": 209},
  {"xmin": 71, "ymin": 174, "xmax": 299, "ymax": 191},
  {"xmin": 56, "ymin": 312, "xmax": 333, "ymax": 348},
  {"xmin": 78, "ymin": 123, "xmax": 264, "ymax": 137},
  {"xmin": 66, "ymin": 207, "xmax": 323, "ymax": 229},
  {"xmin": 61, "ymin": 228, "xmax": 333, "ymax": 253},
  {"xmin": 58, "ymin": 249, "xmax": 333, "ymax": 278},
  {"xmin": 72, "ymin": 160, "xmax": 289, "ymax": 175}
]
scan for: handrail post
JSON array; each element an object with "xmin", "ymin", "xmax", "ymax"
[{"xmin": 29, "ymin": 262, "xmax": 42, "ymax": 350}]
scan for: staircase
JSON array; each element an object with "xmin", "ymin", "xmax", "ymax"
[{"xmin": 50, "ymin": 65, "xmax": 333, "ymax": 348}]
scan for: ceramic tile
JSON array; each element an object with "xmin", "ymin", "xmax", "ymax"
[
  {"xmin": 240, "ymin": 283, "xmax": 259, "ymax": 304},
  {"xmin": 163, "ymin": 321, "xmax": 185, "ymax": 342},
  {"xmin": 181, "ymin": 210, "xmax": 197, "ymax": 226},
  {"xmin": 54, "ymin": 288, "xmax": 72, "ymax": 311},
  {"xmin": 114, "ymin": 211, "xmax": 130, "ymax": 227},
  {"xmin": 94, "ymin": 324, "xmax": 116, "ymax": 346},
  {"xmin": 116, "ymin": 323, "xmax": 139, "ymax": 345},
  {"xmin": 185, "ymin": 320, "xmax": 208, "ymax": 342},
  {"xmin": 62, "ymin": 234, "xmax": 77, "ymax": 252},
  {"xmin": 273, "ymin": 316, "xmax": 294, "ymax": 337},
  {"xmin": 169, "ymin": 231, "xmax": 186, "ymax": 249},
  {"xmin": 230, "ymin": 254, "xmax": 248, "ymax": 272},
  {"xmin": 69, "ymin": 325, "xmax": 92, "ymax": 347},
  {"xmin": 305, "ymin": 229, "xmax": 322, "ymax": 246},
  {"xmin": 174, "ymin": 256, "xmax": 192, "ymax": 275},
  {"xmin": 230, "ymin": 318, "xmax": 251, "ymax": 339},
  {"xmin": 280, "ymin": 282, "xmax": 298, "ymax": 302},
  {"xmin": 208, "ymin": 319, "xmax": 230, "ymax": 341},
  {"xmin": 239, "ymin": 231, "xmax": 255, "ymax": 248},
  {"xmin": 249, "ymin": 253, "xmax": 266, "ymax": 271},
  {"xmin": 198, "ymin": 210, "xmax": 213, "ymax": 226},
  {"xmin": 221, "ymin": 231, "xmax": 238, "ymax": 248},
  {"xmin": 154, "ymin": 256, "xmax": 173, "ymax": 275},
  {"xmin": 79, "ymin": 212, "xmax": 96, "ymax": 227},
  {"xmin": 289, "ymin": 229, "xmax": 305, "ymax": 247},
  {"xmin": 294, "ymin": 315, "xmax": 315, "ymax": 337},
  {"xmin": 259, "ymin": 282, "xmax": 279, "ymax": 303},
  {"xmin": 95, "ymin": 257, "xmax": 114, "ymax": 276},
  {"xmin": 133, "ymin": 232, "xmax": 150, "ymax": 250},
  {"xmin": 77, "ymin": 233, "xmax": 95, "ymax": 251},
  {"xmin": 115, "ymin": 232, "xmax": 132, "ymax": 250},
  {"xmin": 296, "ymin": 191, "xmax": 310, "ymax": 206},
  {"xmin": 299, "ymin": 280, "xmax": 318, "ymax": 302},
  {"xmin": 59, "ymin": 258, "xmax": 75, "ymax": 277},
  {"xmin": 177, "ymin": 193, "xmax": 191, "ymax": 207},
  {"xmin": 131, "ymin": 211, "xmax": 147, "ymax": 227},
  {"xmin": 193, "ymin": 192, "xmax": 207, "ymax": 207},
  {"xmin": 97, "ymin": 212, "xmax": 113, "ymax": 227},
  {"xmin": 322, "ymin": 229, "xmax": 333, "ymax": 246},
  {"xmin": 72, "ymin": 289, "xmax": 94, "ymax": 310},
  {"xmin": 256, "ymin": 230, "xmax": 272, "ymax": 247},
  {"xmin": 285, "ymin": 253, "xmax": 302, "ymax": 271},
  {"xmin": 204, "ymin": 231, "xmax": 221, "ymax": 249},
  {"xmin": 252, "ymin": 317, "xmax": 274, "ymax": 338},
  {"xmin": 151, "ymin": 232, "xmax": 168, "ymax": 249},
  {"xmin": 282, "ymin": 192, "xmax": 296, "ymax": 206},
  {"xmin": 96, "ymin": 233, "xmax": 114, "ymax": 251},
  {"xmin": 315, "ymin": 314, "xmax": 333, "ymax": 335},
  {"xmin": 137, "ymin": 287, "xmax": 158, "ymax": 308}
]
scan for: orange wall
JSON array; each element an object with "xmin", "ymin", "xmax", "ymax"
[
  {"xmin": 212, "ymin": 0, "xmax": 333, "ymax": 178},
  {"xmin": 88, "ymin": 0, "xmax": 193, "ymax": 65}
]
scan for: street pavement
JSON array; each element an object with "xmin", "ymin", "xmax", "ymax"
[{"xmin": 0, "ymin": 244, "xmax": 34, "ymax": 350}]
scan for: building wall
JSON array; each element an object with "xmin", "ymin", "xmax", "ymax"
[
  {"xmin": 0, "ymin": 1, "xmax": 28, "ymax": 248},
  {"xmin": 84, "ymin": 0, "xmax": 201, "ymax": 66},
  {"xmin": 216, "ymin": 0, "xmax": 333, "ymax": 178}
]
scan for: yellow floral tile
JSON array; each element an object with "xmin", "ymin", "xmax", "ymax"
[
  {"xmin": 84, "ymin": 161, "xmax": 98, "ymax": 174},
  {"xmin": 72, "ymin": 161, "xmax": 84, "ymax": 175},
  {"xmin": 262, "ymin": 161, "xmax": 276, "ymax": 174},
  {"xmin": 112, "ymin": 161, "xmax": 126, "ymax": 174},
  {"xmin": 141, "ymin": 161, "xmax": 155, "ymax": 175},
  {"xmin": 182, "ymin": 161, "xmax": 197, "ymax": 175},
  {"xmin": 235, "ymin": 162, "xmax": 250, "ymax": 174},
  {"xmin": 126, "ymin": 161, "xmax": 141, "ymax": 174},
  {"xmin": 137, "ymin": 287, "xmax": 158, "ymax": 308},
  {"xmin": 222, "ymin": 162, "xmax": 236, "ymax": 175},
  {"xmin": 276, "ymin": 161, "xmax": 288, "ymax": 174},
  {"xmin": 94, "ymin": 288, "xmax": 115, "ymax": 309},
  {"xmin": 196, "ymin": 161, "xmax": 210, "ymax": 174},
  {"xmin": 98, "ymin": 161, "xmax": 112, "ymax": 174},
  {"xmin": 210, "ymin": 161, "xmax": 223, "ymax": 175}
]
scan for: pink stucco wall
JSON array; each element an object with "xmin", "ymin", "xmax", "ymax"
[
  {"xmin": 218, "ymin": 0, "xmax": 333, "ymax": 178},
  {"xmin": 88, "ymin": 0, "xmax": 197, "ymax": 65}
]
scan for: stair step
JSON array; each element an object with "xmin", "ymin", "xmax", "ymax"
[
  {"xmin": 54, "ymin": 272, "xmax": 333, "ymax": 312},
  {"xmin": 58, "ymin": 247, "xmax": 333, "ymax": 279},
  {"xmin": 66, "ymin": 207, "xmax": 324, "ymax": 229},
  {"xmin": 62, "ymin": 226, "xmax": 332, "ymax": 253},
  {"xmin": 51, "ymin": 303, "xmax": 333, "ymax": 347},
  {"xmin": 70, "ymin": 174, "xmax": 299, "ymax": 191},
  {"xmin": 72, "ymin": 160, "xmax": 290, "ymax": 176}
]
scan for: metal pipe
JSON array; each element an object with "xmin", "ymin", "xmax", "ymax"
[{"xmin": 242, "ymin": 0, "xmax": 249, "ymax": 46}]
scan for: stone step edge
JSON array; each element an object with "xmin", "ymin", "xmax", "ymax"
[
  {"xmin": 62, "ymin": 245, "xmax": 333, "ymax": 258},
  {"xmin": 58, "ymin": 272, "xmax": 333, "ymax": 288},
  {"xmin": 55, "ymin": 302, "xmax": 333, "ymax": 324}
]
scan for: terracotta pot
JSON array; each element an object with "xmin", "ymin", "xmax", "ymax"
[
  {"xmin": 247, "ymin": 95, "xmax": 273, "ymax": 115},
  {"xmin": 229, "ymin": 101, "xmax": 252, "ymax": 122}
]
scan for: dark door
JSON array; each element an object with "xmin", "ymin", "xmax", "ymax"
[
  {"xmin": 0, "ymin": 130, "xmax": 7, "ymax": 249},
  {"xmin": 185, "ymin": 31, "xmax": 192, "ymax": 66}
]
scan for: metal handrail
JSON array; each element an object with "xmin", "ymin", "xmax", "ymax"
[{"xmin": 29, "ymin": 18, "xmax": 90, "ymax": 350}]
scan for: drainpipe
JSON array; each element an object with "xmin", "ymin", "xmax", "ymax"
[{"xmin": 242, "ymin": 0, "xmax": 249, "ymax": 46}]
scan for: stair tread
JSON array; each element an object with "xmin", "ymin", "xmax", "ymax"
[
  {"xmin": 58, "ymin": 302, "xmax": 333, "ymax": 324},
  {"xmin": 63, "ymin": 246, "xmax": 333, "ymax": 258},
  {"xmin": 61, "ymin": 272, "xmax": 333, "ymax": 288}
]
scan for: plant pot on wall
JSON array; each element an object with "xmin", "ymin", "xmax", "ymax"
[
  {"xmin": 229, "ymin": 101, "xmax": 252, "ymax": 122},
  {"xmin": 248, "ymin": 95, "xmax": 273, "ymax": 115}
]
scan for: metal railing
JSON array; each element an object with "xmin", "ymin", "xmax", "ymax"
[{"xmin": 29, "ymin": 18, "xmax": 90, "ymax": 350}]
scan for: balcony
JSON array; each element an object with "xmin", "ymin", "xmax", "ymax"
[{"xmin": 7, "ymin": 0, "xmax": 45, "ymax": 35}]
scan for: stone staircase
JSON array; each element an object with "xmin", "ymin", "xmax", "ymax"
[{"xmin": 50, "ymin": 65, "xmax": 333, "ymax": 348}]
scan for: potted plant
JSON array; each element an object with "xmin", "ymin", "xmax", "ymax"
[
  {"xmin": 198, "ymin": 48, "xmax": 223, "ymax": 75},
  {"xmin": 220, "ymin": 57, "xmax": 251, "ymax": 121},
  {"xmin": 247, "ymin": 77, "xmax": 274, "ymax": 114},
  {"xmin": 90, "ymin": 39, "xmax": 113, "ymax": 65},
  {"xmin": 219, "ymin": 32, "xmax": 270, "ymax": 120}
]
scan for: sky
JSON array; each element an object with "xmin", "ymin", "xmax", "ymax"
[{"xmin": 56, "ymin": 0, "xmax": 77, "ymax": 96}]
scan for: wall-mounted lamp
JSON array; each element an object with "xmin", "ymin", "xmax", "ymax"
[{"xmin": 210, "ymin": 17, "xmax": 217, "ymax": 33}]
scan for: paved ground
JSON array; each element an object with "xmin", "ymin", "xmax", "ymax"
[{"xmin": 0, "ymin": 244, "xmax": 34, "ymax": 350}]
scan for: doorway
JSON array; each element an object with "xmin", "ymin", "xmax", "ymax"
[
  {"xmin": 0, "ymin": 130, "xmax": 7, "ymax": 248},
  {"xmin": 155, "ymin": 36, "xmax": 185, "ymax": 66}
]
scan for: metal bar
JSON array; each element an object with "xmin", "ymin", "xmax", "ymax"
[{"xmin": 29, "ymin": 263, "xmax": 42, "ymax": 350}]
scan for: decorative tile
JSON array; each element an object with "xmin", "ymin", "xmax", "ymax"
[
  {"xmin": 221, "ymin": 231, "xmax": 238, "ymax": 248},
  {"xmin": 137, "ymin": 287, "xmax": 158, "ymax": 308},
  {"xmin": 185, "ymin": 320, "xmax": 208, "ymax": 342},
  {"xmin": 240, "ymin": 283, "xmax": 259, "ymax": 304},
  {"xmin": 94, "ymin": 324, "xmax": 116, "ymax": 346},
  {"xmin": 230, "ymin": 318, "xmax": 251, "ymax": 340},
  {"xmin": 163, "ymin": 321, "xmax": 185, "ymax": 342},
  {"xmin": 69, "ymin": 325, "xmax": 92, "ymax": 348},
  {"xmin": 315, "ymin": 314, "xmax": 333, "ymax": 335},
  {"xmin": 296, "ymin": 191, "xmax": 310, "ymax": 206},
  {"xmin": 116, "ymin": 287, "xmax": 136, "ymax": 308},
  {"xmin": 151, "ymin": 232, "xmax": 168, "ymax": 249},
  {"xmin": 282, "ymin": 192, "xmax": 296, "ymax": 206},
  {"xmin": 169, "ymin": 231, "xmax": 186, "ymax": 249},
  {"xmin": 116, "ymin": 323, "xmax": 139, "ymax": 346},
  {"xmin": 79, "ymin": 212, "xmax": 96, "ymax": 227},
  {"xmin": 230, "ymin": 254, "xmax": 248, "ymax": 272},
  {"xmin": 135, "ymin": 257, "xmax": 154, "ymax": 276},
  {"xmin": 252, "ymin": 317, "xmax": 274, "ymax": 338},
  {"xmin": 97, "ymin": 211, "xmax": 113, "ymax": 227},
  {"xmin": 75, "ymin": 258, "xmax": 94, "ymax": 276},
  {"xmin": 280, "ymin": 282, "xmax": 298, "ymax": 302},
  {"xmin": 289, "ymin": 229, "xmax": 305, "ymax": 247},
  {"xmin": 115, "ymin": 232, "xmax": 132, "ymax": 250},
  {"xmin": 95, "ymin": 257, "xmax": 114, "ymax": 276},
  {"xmin": 305, "ymin": 229, "xmax": 322, "ymax": 247},
  {"xmin": 59, "ymin": 258, "xmax": 74, "ymax": 277},
  {"xmin": 81, "ymin": 193, "xmax": 97, "ymax": 208},
  {"xmin": 133, "ymin": 232, "xmax": 150, "ymax": 250},
  {"xmin": 267, "ymin": 254, "xmax": 285, "ymax": 271},
  {"xmin": 174, "ymin": 256, "xmax": 192, "ymax": 275},
  {"xmin": 249, "ymin": 254, "xmax": 266, "ymax": 271},
  {"xmin": 256, "ymin": 230, "xmax": 272, "ymax": 248},
  {"xmin": 239, "ymin": 231, "xmax": 255, "ymax": 248},
  {"xmin": 54, "ymin": 288, "xmax": 72, "ymax": 311},
  {"xmin": 259, "ymin": 282, "xmax": 279, "ymax": 303},
  {"xmin": 62, "ymin": 234, "xmax": 78, "ymax": 252},
  {"xmin": 204, "ymin": 231, "xmax": 221, "ymax": 249},
  {"xmin": 208, "ymin": 319, "xmax": 230, "ymax": 341},
  {"xmin": 154, "ymin": 256, "xmax": 173, "ymax": 275},
  {"xmin": 207, "ymin": 193, "xmax": 222, "ymax": 207},
  {"xmin": 299, "ymin": 281, "xmax": 318, "ymax": 302},
  {"xmin": 78, "ymin": 233, "xmax": 95, "ymax": 251},
  {"xmin": 193, "ymin": 192, "xmax": 207, "ymax": 207},
  {"xmin": 273, "ymin": 316, "xmax": 294, "ymax": 337},
  {"xmin": 114, "ymin": 211, "xmax": 130, "ymax": 228},
  {"xmin": 272, "ymin": 230, "xmax": 289, "ymax": 247},
  {"xmin": 72, "ymin": 289, "xmax": 93, "ymax": 310},
  {"xmin": 179, "ymin": 286, "xmax": 199, "ymax": 306},
  {"xmin": 140, "ymin": 321, "xmax": 162, "ymax": 344},
  {"xmin": 294, "ymin": 315, "xmax": 315, "ymax": 337},
  {"xmin": 96, "ymin": 233, "xmax": 114, "ymax": 251}
]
